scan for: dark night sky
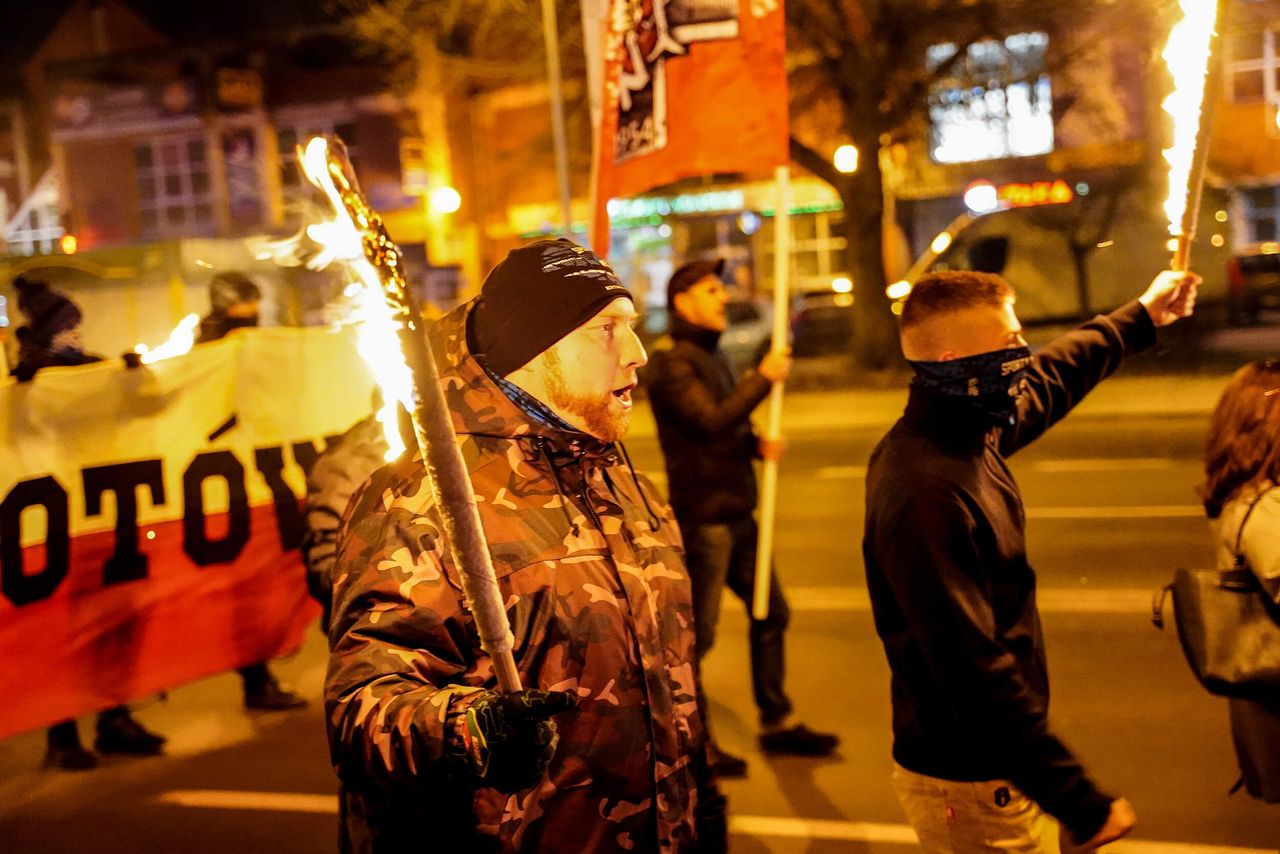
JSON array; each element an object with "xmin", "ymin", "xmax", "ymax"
[{"xmin": 0, "ymin": 0, "xmax": 348, "ymax": 62}]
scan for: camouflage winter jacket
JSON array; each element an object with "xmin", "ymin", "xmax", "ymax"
[{"xmin": 325, "ymin": 301, "xmax": 706, "ymax": 853}]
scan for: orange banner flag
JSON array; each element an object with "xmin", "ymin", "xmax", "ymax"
[{"xmin": 590, "ymin": 0, "xmax": 790, "ymax": 250}]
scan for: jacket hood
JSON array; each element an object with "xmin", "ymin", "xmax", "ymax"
[{"xmin": 429, "ymin": 299, "xmax": 603, "ymax": 453}]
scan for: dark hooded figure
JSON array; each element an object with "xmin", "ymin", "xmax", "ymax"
[
  {"xmin": 10, "ymin": 277, "xmax": 101, "ymax": 382},
  {"xmin": 197, "ymin": 271, "xmax": 262, "ymax": 343},
  {"xmin": 195, "ymin": 270, "xmax": 307, "ymax": 711}
]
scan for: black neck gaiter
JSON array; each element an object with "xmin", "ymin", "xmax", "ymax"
[{"xmin": 909, "ymin": 346, "xmax": 1033, "ymax": 426}]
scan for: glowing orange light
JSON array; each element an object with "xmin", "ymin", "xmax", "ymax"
[
  {"xmin": 59, "ymin": 234, "xmax": 78, "ymax": 254},
  {"xmin": 1162, "ymin": 0, "xmax": 1221, "ymax": 239},
  {"xmin": 997, "ymin": 180, "xmax": 1074, "ymax": 208}
]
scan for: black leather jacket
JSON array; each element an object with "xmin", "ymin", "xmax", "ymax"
[{"xmin": 644, "ymin": 317, "xmax": 771, "ymax": 524}]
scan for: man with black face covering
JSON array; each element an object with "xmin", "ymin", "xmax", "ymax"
[
  {"xmin": 863, "ymin": 268, "xmax": 1198, "ymax": 853},
  {"xmin": 197, "ymin": 271, "xmax": 262, "ymax": 343},
  {"xmin": 195, "ymin": 271, "xmax": 306, "ymax": 712}
]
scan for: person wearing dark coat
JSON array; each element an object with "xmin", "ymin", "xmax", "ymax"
[
  {"xmin": 195, "ymin": 271, "xmax": 307, "ymax": 712},
  {"xmin": 9, "ymin": 277, "xmax": 102, "ymax": 381},
  {"xmin": 644, "ymin": 259, "xmax": 839, "ymax": 779},
  {"xmin": 8, "ymin": 277, "xmax": 168, "ymax": 770},
  {"xmin": 863, "ymin": 267, "xmax": 1198, "ymax": 851}
]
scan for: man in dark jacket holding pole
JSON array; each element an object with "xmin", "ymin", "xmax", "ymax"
[
  {"xmin": 862, "ymin": 267, "xmax": 1198, "ymax": 851},
  {"xmin": 645, "ymin": 259, "xmax": 838, "ymax": 778}
]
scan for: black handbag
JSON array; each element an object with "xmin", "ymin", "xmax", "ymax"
[{"xmin": 1153, "ymin": 493, "xmax": 1280, "ymax": 700}]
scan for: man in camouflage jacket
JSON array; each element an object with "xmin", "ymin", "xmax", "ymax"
[{"xmin": 326, "ymin": 239, "xmax": 714, "ymax": 852}]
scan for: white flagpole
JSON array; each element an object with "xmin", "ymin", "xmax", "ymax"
[
  {"xmin": 753, "ymin": 164, "xmax": 791, "ymax": 620},
  {"xmin": 542, "ymin": 0, "xmax": 574, "ymax": 235}
]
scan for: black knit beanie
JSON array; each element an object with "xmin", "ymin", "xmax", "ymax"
[
  {"xmin": 470, "ymin": 238, "xmax": 632, "ymax": 376},
  {"xmin": 13, "ymin": 277, "xmax": 81, "ymax": 347}
]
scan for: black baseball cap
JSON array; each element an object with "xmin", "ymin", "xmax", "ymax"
[{"xmin": 666, "ymin": 258, "xmax": 726, "ymax": 311}]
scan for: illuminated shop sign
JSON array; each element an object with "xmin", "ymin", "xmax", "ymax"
[
  {"xmin": 607, "ymin": 190, "xmax": 746, "ymax": 220},
  {"xmin": 964, "ymin": 179, "xmax": 1075, "ymax": 213}
]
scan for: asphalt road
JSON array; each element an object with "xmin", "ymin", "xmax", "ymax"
[{"xmin": 2, "ymin": 406, "xmax": 1279, "ymax": 853}]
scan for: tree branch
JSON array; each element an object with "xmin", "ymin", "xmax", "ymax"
[{"xmin": 789, "ymin": 136, "xmax": 840, "ymax": 187}]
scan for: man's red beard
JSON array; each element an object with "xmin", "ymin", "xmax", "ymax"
[{"xmin": 544, "ymin": 350, "xmax": 629, "ymax": 442}]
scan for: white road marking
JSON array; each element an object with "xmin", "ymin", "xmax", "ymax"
[
  {"xmin": 1027, "ymin": 505, "xmax": 1204, "ymax": 519},
  {"xmin": 160, "ymin": 790, "xmax": 337, "ymax": 814},
  {"xmin": 783, "ymin": 587, "xmax": 1157, "ymax": 614},
  {"xmin": 816, "ymin": 465, "xmax": 868, "ymax": 479},
  {"xmin": 808, "ymin": 460, "xmax": 1182, "ymax": 481},
  {"xmin": 729, "ymin": 815, "xmax": 915, "ymax": 843},
  {"xmin": 1029, "ymin": 458, "xmax": 1177, "ymax": 473},
  {"xmin": 730, "ymin": 816, "xmax": 1276, "ymax": 853},
  {"xmin": 157, "ymin": 792, "xmax": 1276, "ymax": 853}
]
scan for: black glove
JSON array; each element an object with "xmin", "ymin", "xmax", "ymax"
[{"xmin": 462, "ymin": 689, "xmax": 577, "ymax": 793}]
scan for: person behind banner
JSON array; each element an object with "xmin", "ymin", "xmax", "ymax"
[
  {"xmin": 863, "ymin": 267, "xmax": 1199, "ymax": 852},
  {"xmin": 642, "ymin": 258, "xmax": 839, "ymax": 778},
  {"xmin": 1201, "ymin": 359, "xmax": 1280, "ymax": 803},
  {"xmin": 197, "ymin": 271, "xmax": 263, "ymax": 343},
  {"xmin": 8, "ymin": 277, "xmax": 168, "ymax": 770},
  {"xmin": 326, "ymin": 239, "xmax": 722, "ymax": 852},
  {"xmin": 195, "ymin": 270, "xmax": 307, "ymax": 712},
  {"xmin": 9, "ymin": 277, "xmax": 103, "ymax": 382}
]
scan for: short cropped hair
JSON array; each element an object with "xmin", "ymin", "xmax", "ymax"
[{"xmin": 900, "ymin": 271, "xmax": 1014, "ymax": 331}]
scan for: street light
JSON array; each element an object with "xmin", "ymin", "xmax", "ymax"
[
  {"xmin": 833, "ymin": 144, "xmax": 858, "ymax": 174},
  {"xmin": 430, "ymin": 186, "xmax": 462, "ymax": 214},
  {"xmin": 886, "ymin": 280, "xmax": 912, "ymax": 300}
]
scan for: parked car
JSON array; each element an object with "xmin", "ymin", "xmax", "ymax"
[
  {"xmin": 720, "ymin": 297, "xmax": 775, "ymax": 372},
  {"xmin": 1227, "ymin": 242, "xmax": 1280, "ymax": 326},
  {"xmin": 790, "ymin": 291, "xmax": 854, "ymax": 357}
]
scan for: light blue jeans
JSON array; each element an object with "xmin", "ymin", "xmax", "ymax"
[{"xmin": 891, "ymin": 762, "xmax": 1073, "ymax": 853}]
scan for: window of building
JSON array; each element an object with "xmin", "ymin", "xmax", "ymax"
[
  {"xmin": 927, "ymin": 32, "xmax": 1054, "ymax": 164},
  {"xmin": 1227, "ymin": 26, "xmax": 1279, "ymax": 106},
  {"xmin": 4, "ymin": 168, "xmax": 63, "ymax": 255},
  {"xmin": 1242, "ymin": 183, "xmax": 1279, "ymax": 242},
  {"xmin": 134, "ymin": 135, "xmax": 215, "ymax": 238},
  {"xmin": 754, "ymin": 210, "xmax": 848, "ymax": 294}
]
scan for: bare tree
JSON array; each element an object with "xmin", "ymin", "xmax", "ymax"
[
  {"xmin": 343, "ymin": 1, "xmax": 1158, "ymax": 366},
  {"xmin": 335, "ymin": 0, "xmax": 591, "ymax": 263},
  {"xmin": 786, "ymin": 0, "xmax": 1158, "ymax": 368}
]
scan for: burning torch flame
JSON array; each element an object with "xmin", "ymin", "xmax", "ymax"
[
  {"xmin": 298, "ymin": 137, "xmax": 410, "ymax": 461},
  {"xmin": 1162, "ymin": 0, "xmax": 1222, "ymax": 240},
  {"xmin": 134, "ymin": 313, "xmax": 200, "ymax": 365}
]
